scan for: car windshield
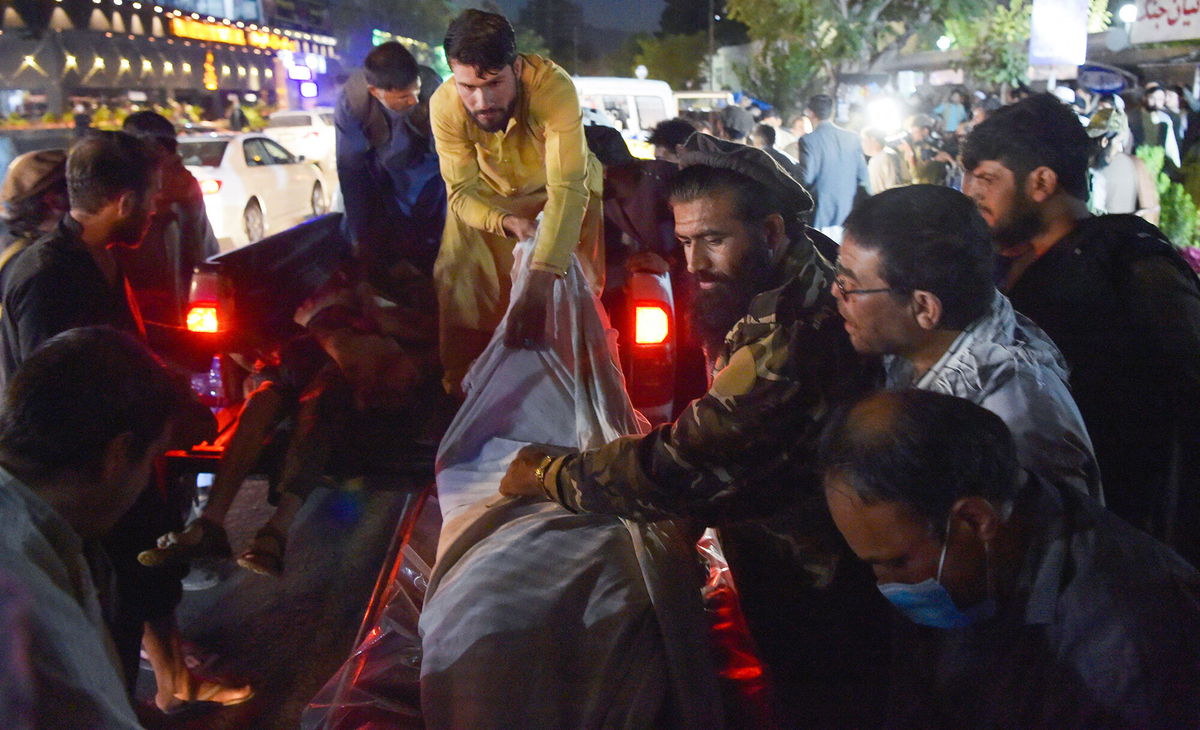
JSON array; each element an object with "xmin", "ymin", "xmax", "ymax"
[
  {"xmin": 267, "ymin": 115, "xmax": 312, "ymax": 128},
  {"xmin": 178, "ymin": 140, "xmax": 229, "ymax": 167}
]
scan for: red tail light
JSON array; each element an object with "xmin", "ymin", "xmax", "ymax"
[
  {"xmin": 198, "ymin": 178, "xmax": 221, "ymax": 195},
  {"xmin": 634, "ymin": 304, "xmax": 670, "ymax": 345},
  {"xmin": 186, "ymin": 303, "xmax": 220, "ymax": 333}
]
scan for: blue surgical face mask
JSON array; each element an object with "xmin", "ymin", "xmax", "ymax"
[{"xmin": 876, "ymin": 516, "xmax": 996, "ymax": 629}]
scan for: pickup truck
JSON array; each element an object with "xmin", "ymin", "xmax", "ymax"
[{"xmin": 171, "ymin": 212, "xmax": 680, "ymax": 462}]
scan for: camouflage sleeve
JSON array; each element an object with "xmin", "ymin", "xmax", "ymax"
[{"xmin": 548, "ymin": 301, "xmax": 865, "ymax": 524}]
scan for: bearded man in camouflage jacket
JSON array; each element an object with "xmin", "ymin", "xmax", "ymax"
[{"xmin": 501, "ymin": 133, "xmax": 890, "ymax": 725}]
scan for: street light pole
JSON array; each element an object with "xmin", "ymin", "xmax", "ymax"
[{"xmin": 708, "ymin": 0, "xmax": 716, "ymax": 90}]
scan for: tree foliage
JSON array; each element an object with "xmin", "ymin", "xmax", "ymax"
[
  {"xmin": 517, "ymin": 0, "xmax": 593, "ymax": 73},
  {"xmin": 634, "ymin": 33, "xmax": 709, "ymax": 90},
  {"xmin": 726, "ymin": 0, "xmax": 988, "ymax": 108},
  {"xmin": 516, "ymin": 27, "xmax": 551, "ymax": 58},
  {"xmin": 735, "ymin": 43, "xmax": 824, "ymax": 116},
  {"xmin": 659, "ymin": 0, "xmax": 748, "ymax": 45},
  {"xmin": 943, "ymin": 0, "xmax": 1030, "ymax": 87},
  {"xmin": 330, "ymin": 0, "xmax": 453, "ymax": 66},
  {"xmin": 945, "ymin": 0, "xmax": 1110, "ymax": 90},
  {"xmin": 598, "ymin": 34, "xmax": 645, "ymax": 78}
]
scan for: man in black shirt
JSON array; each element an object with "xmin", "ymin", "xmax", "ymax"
[
  {"xmin": 0, "ymin": 133, "xmax": 155, "ymax": 380},
  {"xmin": 961, "ymin": 94, "xmax": 1200, "ymax": 567},
  {"xmin": 0, "ymin": 131, "xmax": 250, "ymax": 713}
]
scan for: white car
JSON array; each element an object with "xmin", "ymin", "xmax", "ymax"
[
  {"xmin": 264, "ymin": 108, "xmax": 337, "ymax": 172},
  {"xmin": 179, "ymin": 133, "xmax": 329, "ymax": 251}
]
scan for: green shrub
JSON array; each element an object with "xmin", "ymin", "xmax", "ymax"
[
  {"xmin": 1160, "ymin": 182, "xmax": 1198, "ymax": 248},
  {"xmin": 1137, "ymin": 144, "xmax": 1200, "ymax": 247}
]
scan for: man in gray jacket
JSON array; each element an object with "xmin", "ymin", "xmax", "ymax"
[{"xmin": 830, "ymin": 185, "xmax": 1101, "ymax": 500}]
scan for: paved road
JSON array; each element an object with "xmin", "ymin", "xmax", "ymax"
[{"xmin": 134, "ymin": 475, "xmax": 429, "ymax": 729}]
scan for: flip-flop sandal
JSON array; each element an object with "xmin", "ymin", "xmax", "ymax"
[
  {"xmin": 164, "ymin": 679, "xmax": 255, "ymax": 715},
  {"xmin": 236, "ymin": 524, "xmax": 287, "ymax": 577},
  {"xmin": 138, "ymin": 516, "xmax": 232, "ymax": 567}
]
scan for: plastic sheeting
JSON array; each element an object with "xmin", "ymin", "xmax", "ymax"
[
  {"xmin": 421, "ymin": 240, "xmax": 722, "ymax": 728},
  {"xmin": 304, "ymin": 241, "xmax": 742, "ymax": 728},
  {"xmin": 301, "ymin": 491, "xmax": 440, "ymax": 730}
]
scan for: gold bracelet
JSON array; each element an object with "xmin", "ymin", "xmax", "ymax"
[{"xmin": 533, "ymin": 454, "xmax": 555, "ymax": 501}]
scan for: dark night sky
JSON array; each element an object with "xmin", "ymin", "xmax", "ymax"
[{"xmin": 493, "ymin": 0, "xmax": 666, "ymax": 32}]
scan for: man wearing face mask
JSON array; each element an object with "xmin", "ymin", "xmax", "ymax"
[
  {"xmin": 430, "ymin": 9, "xmax": 604, "ymax": 394},
  {"xmin": 821, "ymin": 389, "xmax": 1200, "ymax": 727},
  {"xmin": 337, "ymin": 41, "xmax": 446, "ymax": 279}
]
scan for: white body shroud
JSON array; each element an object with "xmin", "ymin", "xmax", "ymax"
[{"xmin": 422, "ymin": 240, "xmax": 721, "ymax": 728}]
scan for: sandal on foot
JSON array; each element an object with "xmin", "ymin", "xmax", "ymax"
[
  {"xmin": 236, "ymin": 524, "xmax": 287, "ymax": 577},
  {"xmin": 161, "ymin": 678, "xmax": 255, "ymax": 714},
  {"xmin": 138, "ymin": 517, "xmax": 232, "ymax": 568}
]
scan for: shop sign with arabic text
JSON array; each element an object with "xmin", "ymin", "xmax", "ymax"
[{"xmin": 1132, "ymin": 0, "xmax": 1200, "ymax": 42}]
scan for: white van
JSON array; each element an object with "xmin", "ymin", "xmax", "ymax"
[
  {"xmin": 574, "ymin": 77, "xmax": 677, "ymax": 157},
  {"xmin": 674, "ymin": 90, "xmax": 734, "ymax": 113}
]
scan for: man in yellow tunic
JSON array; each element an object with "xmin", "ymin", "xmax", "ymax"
[{"xmin": 430, "ymin": 9, "xmax": 603, "ymax": 393}]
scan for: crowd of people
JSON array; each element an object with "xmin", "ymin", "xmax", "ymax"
[
  {"xmin": 0, "ymin": 6, "xmax": 1199, "ymax": 727},
  {"xmin": 663, "ymin": 79, "xmax": 1200, "ymax": 242}
]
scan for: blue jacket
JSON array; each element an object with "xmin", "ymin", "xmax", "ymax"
[
  {"xmin": 800, "ymin": 121, "xmax": 868, "ymax": 229},
  {"xmin": 336, "ymin": 70, "xmax": 446, "ymax": 273}
]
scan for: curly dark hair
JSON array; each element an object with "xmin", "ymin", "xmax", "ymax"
[
  {"xmin": 842, "ymin": 185, "xmax": 994, "ymax": 331},
  {"xmin": 819, "ymin": 389, "xmax": 1020, "ymax": 537},
  {"xmin": 961, "ymin": 93, "xmax": 1090, "ymax": 201},
  {"xmin": 444, "ymin": 9, "xmax": 517, "ymax": 74}
]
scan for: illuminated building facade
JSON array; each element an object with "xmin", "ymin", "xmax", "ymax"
[{"xmin": 0, "ymin": 0, "xmax": 337, "ymax": 114}]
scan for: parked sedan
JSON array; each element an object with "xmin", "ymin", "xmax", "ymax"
[
  {"xmin": 179, "ymin": 132, "xmax": 329, "ymax": 251},
  {"xmin": 264, "ymin": 108, "xmax": 336, "ymax": 171}
]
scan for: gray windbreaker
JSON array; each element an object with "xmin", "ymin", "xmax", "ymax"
[{"xmin": 885, "ymin": 290, "xmax": 1103, "ymax": 503}]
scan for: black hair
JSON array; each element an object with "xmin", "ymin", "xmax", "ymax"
[
  {"xmin": 647, "ymin": 117, "xmax": 698, "ymax": 149},
  {"xmin": 66, "ymin": 131, "xmax": 158, "ymax": 214},
  {"xmin": 961, "ymin": 93, "xmax": 1090, "ymax": 201},
  {"xmin": 842, "ymin": 185, "xmax": 994, "ymax": 330},
  {"xmin": 122, "ymin": 110, "xmax": 178, "ymax": 154},
  {"xmin": 670, "ymin": 165, "xmax": 791, "ymax": 235},
  {"xmin": 444, "ymin": 9, "xmax": 518, "ymax": 74},
  {"xmin": 819, "ymin": 389, "xmax": 1020, "ymax": 535},
  {"xmin": 363, "ymin": 41, "xmax": 419, "ymax": 91},
  {"xmin": 584, "ymin": 125, "xmax": 635, "ymax": 166},
  {"xmin": 0, "ymin": 327, "xmax": 194, "ymax": 477},
  {"xmin": 806, "ymin": 94, "xmax": 834, "ymax": 121},
  {"xmin": 860, "ymin": 127, "xmax": 887, "ymax": 145},
  {"xmin": 752, "ymin": 123, "xmax": 776, "ymax": 147}
]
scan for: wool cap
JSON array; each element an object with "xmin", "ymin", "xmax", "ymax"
[
  {"xmin": 0, "ymin": 149, "xmax": 67, "ymax": 221},
  {"xmin": 677, "ymin": 132, "xmax": 814, "ymax": 215}
]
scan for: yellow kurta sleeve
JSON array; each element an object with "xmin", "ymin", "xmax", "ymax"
[
  {"xmin": 430, "ymin": 83, "xmax": 510, "ymax": 239},
  {"xmin": 526, "ymin": 67, "xmax": 592, "ymax": 274}
]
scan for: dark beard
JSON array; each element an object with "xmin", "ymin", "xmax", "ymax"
[
  {"xmin": 687, "ymin": 242, "xmax": 777, "ymax": 361},
  {"xmin": 469, "ymin": 96, "xmax": 518, "ymax": 133},
  {"xmin": 990, "ymin": 188, "xmax": 1043, "ymax": 253},
  {"xmin": 109, "ymin": 209, "xmax": 151, "ymax": 248}
]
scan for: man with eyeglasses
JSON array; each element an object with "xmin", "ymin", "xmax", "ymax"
[{"xmin": 832, "ymin": 184, "xmax": 1100, "ymax": 502}]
